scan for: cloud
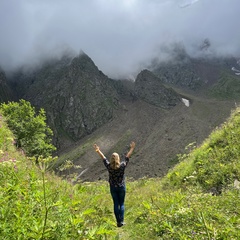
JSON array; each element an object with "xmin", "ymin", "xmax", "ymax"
[{"xmin": 0, "ymin": 0, "xmax": 239, "ymax": 78}]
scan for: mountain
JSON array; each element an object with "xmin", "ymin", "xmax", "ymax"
[
  {"xmin": 2, "ymin": 52, "xmax": 240, "ymax": 181},
  {"xmin": 7, "ymin": 52, "xmax": 183, "ymax": 148},
  {"xmin": 151, "ymin": 54, "xmax": 240, "ymax": 97},
  {"xmin": 8, "ymin": 53, "xmax": 120, "ymax": 148}
]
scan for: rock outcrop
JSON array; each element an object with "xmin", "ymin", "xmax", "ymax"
[{"xmin": 135, "ymin": 69, "xmax": 181, "ymax": 108}]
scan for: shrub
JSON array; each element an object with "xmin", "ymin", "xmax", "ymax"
[{"xmin": 0, "ymin": 99, "xmax": 56, "ymax": 158}]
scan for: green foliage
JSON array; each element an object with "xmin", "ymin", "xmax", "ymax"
[
  {"xmin": 208, "ymin": 72, "xmax": 240, "ymax": 99},
  {"xmin": 0, "ymin": 124, "xmax": 115, "ymax": 239},
  {"xmin": 0, "ymin": 116, "xmax": 15, "ymax": 153},
  {"xmin": 0, "ymin": 99, "xmax": 56, "ymax": 158},
  {"xmin": 1, "ymin": 107, "xmax": 240, "ymax": 239},
  {"xmin": 128, "ymin": 186, "xmax": 240, "ymax": 239}
]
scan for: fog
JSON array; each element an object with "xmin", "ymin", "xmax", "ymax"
[{"xmin": 0, "ymin": 0, "xmax": 239, "ymax": 78}]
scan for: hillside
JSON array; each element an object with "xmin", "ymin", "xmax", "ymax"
[
  {"xmin": 1, "ymin": 105, "xmax": 240, "ymax": 239},
  {"xmin": 57, "ymin": 96, "xmax": 235, "ymax": 182},
  {"xmin": 0, "ymin": 69, "xmax": 14, "ymax": 102}
]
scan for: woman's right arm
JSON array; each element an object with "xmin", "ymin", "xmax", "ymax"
[
  {"xmin": 94, "ymin": 144, "xmax": 106, "ymax": 159},
  {"xmin": 126, "ymin": 141, "xmax": 136, "ymax": 158}
]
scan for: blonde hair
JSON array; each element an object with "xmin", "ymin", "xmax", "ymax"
[{"xmin": 110, "ymin": 152, "xmax": 120, "ymax": 170}]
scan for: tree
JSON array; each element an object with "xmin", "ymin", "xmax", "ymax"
[{"xmin": 0, "ymin": 99, "xmax": 56, "ymax": 158}]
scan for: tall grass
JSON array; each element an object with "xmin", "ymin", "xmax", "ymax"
[{"xmin": 1, "ymin": 108, "xmax": 240, "ymax": 239}]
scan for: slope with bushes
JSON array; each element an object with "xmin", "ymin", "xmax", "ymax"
[
  {"xmin": 165, "ymin": 107, "xmax": 240, "ymax": 192},
  {"xmin": 1, "ymin": 107, "xmax": 240, "ymax": 239}
]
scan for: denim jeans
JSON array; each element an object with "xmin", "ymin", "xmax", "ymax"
[{"xmin": 110, "ymin": 185, "xmax": 126, "ymax": 223}]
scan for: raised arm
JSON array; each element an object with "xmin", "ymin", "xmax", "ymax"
[
  {"xmin": 94, "ymin": 144, "xmax": 106, "ymax": 159},
  {"xmin": 126, "ymin": 141, "xmax": 136, "ymax": 158}
]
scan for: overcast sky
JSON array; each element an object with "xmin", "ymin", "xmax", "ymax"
[{"xmin": 0, "ymin": 0, "xmax": 239, "ymax": 78}]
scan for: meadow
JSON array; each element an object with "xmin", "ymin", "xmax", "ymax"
[{"xmin": 1, "ymin": 107, "xmax": 240, "ymax": 239}]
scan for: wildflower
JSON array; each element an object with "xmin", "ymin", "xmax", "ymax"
[
  {"xmin": 191, "ymin": 230, "xmax": 196, "ymax": 235},
  {"xmin": 14, "ymin": 164, "xmax": 18, "ymax": 172}
]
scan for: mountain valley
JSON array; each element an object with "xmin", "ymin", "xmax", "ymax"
[{"xmin": 0, "ymin": 51, "xmax": 239, "ymax": 181}]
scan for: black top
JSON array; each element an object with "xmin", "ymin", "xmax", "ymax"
[{"xmin": 103, "ymin": 156, "xmax": 129, "ymax": 187}]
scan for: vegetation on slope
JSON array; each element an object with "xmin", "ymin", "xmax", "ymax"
[
  {"xmin": 208, "ymin": 71, "xmax": 240, "ymax": 100},
  {"xmin": 0, "ymin": 99, "xmax": 56, "ymax": 158},
  {"xmin": 166, "ymin": 107, "xmax": 240, "ymax": 192},
  {"xmin": 1, "ymin": 104, "xmax": 240, "ymax": 239}
]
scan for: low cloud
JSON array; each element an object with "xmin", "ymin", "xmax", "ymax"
[{"xmin": 0, "ymin": 0, "xmax": 239, "ymax": 78}]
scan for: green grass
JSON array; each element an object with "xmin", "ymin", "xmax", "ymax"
[
  {"xmin": 165, "ymin": 107, "xmax": 240, "ymax": 192},
  {"xmin": 1, "ymin": 108, "xmax": 240, "ymax": 239},
  {"xmin": 208, "ymin": 72, "xmax": 240, "ymax": 100}
]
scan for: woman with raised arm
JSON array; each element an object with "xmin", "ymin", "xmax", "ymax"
[{"xmin": 94, "ymin": 141, "xmax": 136, "ymax": 227}]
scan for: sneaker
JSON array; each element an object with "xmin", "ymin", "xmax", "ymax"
[
  {"xmin": 117, "ymin": 222, "xmax": 125, "ymax": 227},
  {"xmin": 117, "ymin": 222, "xmax": 122, "ymax": 227}
]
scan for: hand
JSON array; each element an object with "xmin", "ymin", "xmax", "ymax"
[
  {"xmin": 126, "ymin": 141, "xmax": 135, "ymax": 158},
  {"xmin": 94, "ymin": 144, "xmax": 100, "ymax": 152},
  {"xmin": 94, "ymin": 144, "xmax": 105, "ymax": 159},
  {"xmin": 130, "ymin": 141, "xmax": 136, "ymax": 149}
]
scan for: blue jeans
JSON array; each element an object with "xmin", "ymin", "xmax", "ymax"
[{"xmin": 110, "ymin": 185, "xmax": 126, "ymax": 223}]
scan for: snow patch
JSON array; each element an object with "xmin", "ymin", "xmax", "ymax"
[
  {"xmin": 231, "ymin": 59, "xmax": 240, "ymax": 76},
  {"xmin": 231, "ymin": 67, "xmax": 240, "ymax": 73},
  {"xmin": 182, "ymin": 98, "xmax": 190, "ymax": 107}
]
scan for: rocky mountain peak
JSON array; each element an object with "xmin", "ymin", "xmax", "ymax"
[
  {"xmin": 71, "ymin": 52, "xmax": 97, "ymax": 71},
  {"xmin": 7, "ymin": 53, "xmax": 119, "ymax": 148},
  {"xmin": 134, "ymin": 69, "xmax": 181, "ymax": 108}
]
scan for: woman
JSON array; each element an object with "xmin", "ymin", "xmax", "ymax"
[{"xmin": 94, "ymin": 141, "xmax": 136, "ymax": 227}]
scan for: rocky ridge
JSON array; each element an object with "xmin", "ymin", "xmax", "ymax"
[
  {"xmin": 7, "ymin": 52, "xmax": 183, "ymax": 149},
  {"xmin": 134, "ymin": 69, "xmax": 181, "ymax": 108}
]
